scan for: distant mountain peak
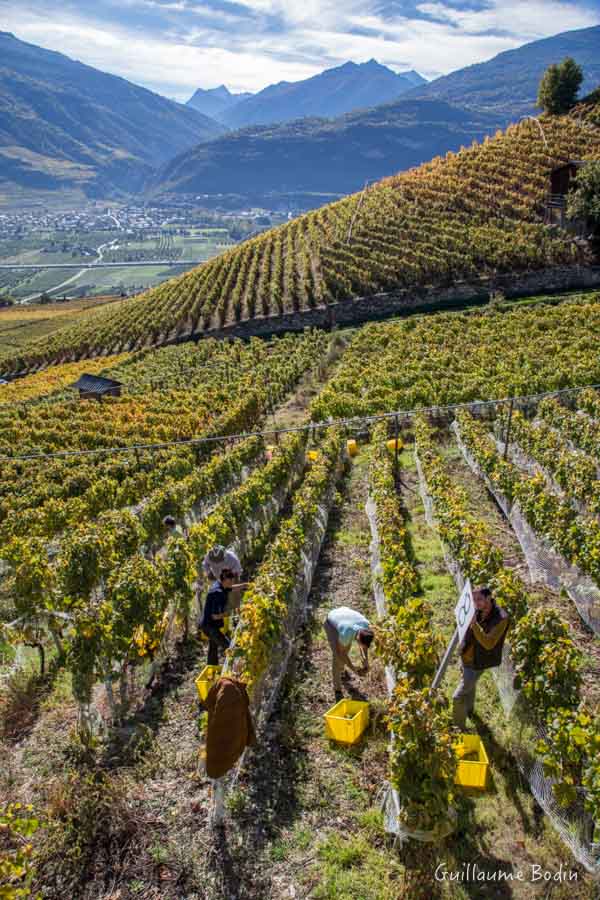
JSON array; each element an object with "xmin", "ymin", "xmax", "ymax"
[
  {"xmin": 207, "ymin": 85, "xmax": 232, "ymax": 100},
  {"xmin": 220, "ymin": 57, "xmax": 424, "ymax": 129},
  {"xmin": 186, "ymin": 83, "xmax": 252, "ymax": 120},
  {"xmin": 335, "ymin": 59, "xmax": 391, "ymax": 72},
  {"xmin": 399, "ymin": 69, "xmax": 428, "ymax": 86}
]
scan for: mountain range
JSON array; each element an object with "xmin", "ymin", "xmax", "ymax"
[
  {"xmin": 0, "ymin": 31, "xmax": 225, "ymax": 198},
  {"xmin": 153, "ymin": 24, "xmax": 600, "ymax": 200},
  {"xmin": 1, "ymin": 24, "xmax": 599, "ymax": 203},
  {"xmin": 213, "ymin": 61, "xmax": 426, "ymax": 128},
  {"xmin": 410, "ymin": 24, "xmax": 600, "ymax": 124}
]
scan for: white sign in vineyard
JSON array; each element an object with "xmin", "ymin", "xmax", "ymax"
[
  {"xmin": 455, "ymin": 580, "xmax": 475, "ymax": 645},
  {"xmin": 430, "ymin": 579, "xmax": 474, "ymax": 691}
]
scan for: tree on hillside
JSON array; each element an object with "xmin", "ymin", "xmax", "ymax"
[
  {"xmin": 538, "ymin": 57, "xmax": 583, "ymax": 115},
  {"xmin": 567, "ymin": 160, "xmax": 600, "ymax": 249}
]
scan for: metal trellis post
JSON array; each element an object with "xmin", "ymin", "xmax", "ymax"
[
  {"xmin": 394, "ymin": 414, "xmax": 400, "ymax": 491},
  {"xmin": 503, "ymin": 397, "xmax": 515, "ymax": 460}
]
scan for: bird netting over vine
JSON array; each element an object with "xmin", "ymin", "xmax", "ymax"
[
  {"xmin": 452, "ymin": 420, "xmax": 600, "ymax": 636},
  {"xmin": 228, "ymin": 495, "xmax": 332, "ymax": 733},
  {"xmin": 492, "ymin": 432, "xmax": 600, "ymax": 636},
  {"xmin": 366, "ymin": 495, "xmax": 456, "ymax": 845},
  {"xmin": 424, "ymin": 432, "xmax": 600, "ymax": 875},
  {"xmin": 216, "ymin": 450, "xmax": 343, "ymax": 806}
]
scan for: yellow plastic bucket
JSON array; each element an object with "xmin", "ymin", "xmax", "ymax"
[
  {"xmin": 453, "ymin": 733, "xmax": 489, "ymax": 789},
  {"xmin": 195, "ymin": 665, "xmax": 222, "ymax": 702},
  {"xmin": 324, "ymin": 699, "xmax": 369, "ymax": 745},
  {"xmin": 387, "ymin": 438, "xmax": 403, "ymax": 454},
  {"xmin": 346, "ymin": 439, "xmax": 358, "ymax": 458}
]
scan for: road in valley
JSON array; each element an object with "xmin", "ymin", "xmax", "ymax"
[{"xmin": 20, "ymin": 238, "xmax": 120, "ymax": 303}]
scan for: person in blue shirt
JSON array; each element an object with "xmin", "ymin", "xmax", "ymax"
[
  {"xmin": 200, "ymin": 569, "xmax": 235, "ymax": 666},
  {"xmin": 324, "ymin": 606, "xmax": 374, "ymax": 700}
]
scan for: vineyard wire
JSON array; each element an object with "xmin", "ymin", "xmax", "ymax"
[
  {"xmin": 520, "ymin": 116, "xmax": 550, "ymax": 152},
  {"xmin": 1, "ymin": 381, "xmax": 599, "ymax": 464},
  {"xmin": 346, "ymin": 180, "xmax": 371, "ymax": 244}
]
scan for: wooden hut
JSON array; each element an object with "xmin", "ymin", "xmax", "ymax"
[
  {"xmin": 71, "ymin": 374, "xmax": 123, "ymax": 401},
  {"xmin": 545, "ymin": 160, "xmax": 586, "ymax": 228}
]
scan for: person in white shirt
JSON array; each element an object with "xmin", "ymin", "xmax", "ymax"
[
  {"xmin": 202, "ymin": 545, "xmax": 242, "ymax": 581},
  {"xmin": 324, "ymin": 606, "xmax": 374, "ymax": 700}
]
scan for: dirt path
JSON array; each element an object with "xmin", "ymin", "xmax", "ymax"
[{"xmin": 263, "ymin": 333, "xmax": 348, "ymax": 434}]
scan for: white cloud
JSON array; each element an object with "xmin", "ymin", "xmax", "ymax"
[
  {"xmin": 417, "ymin": 0, "xmax": 599, "ymax": 38},
  {"xmin": 322, "ymin": 15, "xmax": 516, "ymax": 75},
  {"xmin": 2, "ymin": 0, "xmax": 598, "ymax": 99},
  {"xmin": 5, "ymin": 17, "xmax": 321, "ymax": 96}
]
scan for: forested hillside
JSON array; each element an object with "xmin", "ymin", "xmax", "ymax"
[
  {"xmin": 2, "ymin": 97, "xmax": 600, "ymax": 374},
  {"xmin": 0, "ymin": 32, "xmax": 224, "ymax": 197},
  {"xmin": 152, "ymin": 98, "xmax": 497, "ymax": 196},
  {"xmin": 410, "ymin": 24, "xmax": 600, "ymax": 124}
]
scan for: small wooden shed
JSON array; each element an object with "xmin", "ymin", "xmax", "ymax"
[
  {"xmin": 550, "ymin": 160, "xmax": 585, "ymax": 196},
  {"xmin": 545, "ymin": 160, "xmax": 587, "ymax": 229},
  {"xmin": 71, "ymin": 373, "xmax": 123, "ymax": 401}
]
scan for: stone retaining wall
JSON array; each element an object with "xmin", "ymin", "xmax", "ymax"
[
  {"xmin": 6, "ymin": 264, "xmax": 600, "ymax": 378},
  {"xmin": 168, "ymin": 264, "xmax": 600, "ymax": 346}
]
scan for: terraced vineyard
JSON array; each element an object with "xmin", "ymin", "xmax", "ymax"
[
  {"xmin": 2, "ymin": 289, "xmax": 600, "ymax": 899},
  {"xmin": 1, "ymin": 96, "xmax": 600, "ymax": 375},
  {"xmin": 312, "ymin": 292, "xmax": 600, "ymax": 420}
]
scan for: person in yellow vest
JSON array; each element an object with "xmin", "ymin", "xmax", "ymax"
[{"xmin": 453, "ymin": 586, "xmax": 510, "ymax": 729}]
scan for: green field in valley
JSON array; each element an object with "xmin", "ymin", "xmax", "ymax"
[{"xmin": 0, "ymin": 227, "xmax": 238, "ymax": 301}]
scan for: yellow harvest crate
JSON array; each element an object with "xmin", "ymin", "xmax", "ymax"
[
  {"xmin": 453, "ymin": 733, "xmax": 489, "ymax": 789},
  {"xmin": 387, "ymin": 438, "xmax": 403, "ymax": 454},
  {"xmin": 324, "ymin": 699, "xmax": 369, "ymax": 745},
  {"xmin": 195, "ymin": 665, "xmax": 221, "ymax": 702},
  {"xmin": 347, "ymin": 439, "xmax": 358, "ymax": 457}
]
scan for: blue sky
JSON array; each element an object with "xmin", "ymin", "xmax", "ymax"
[{"xmin": 2, "ymin": 0, "xmax": 599, "ymax": 100}]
